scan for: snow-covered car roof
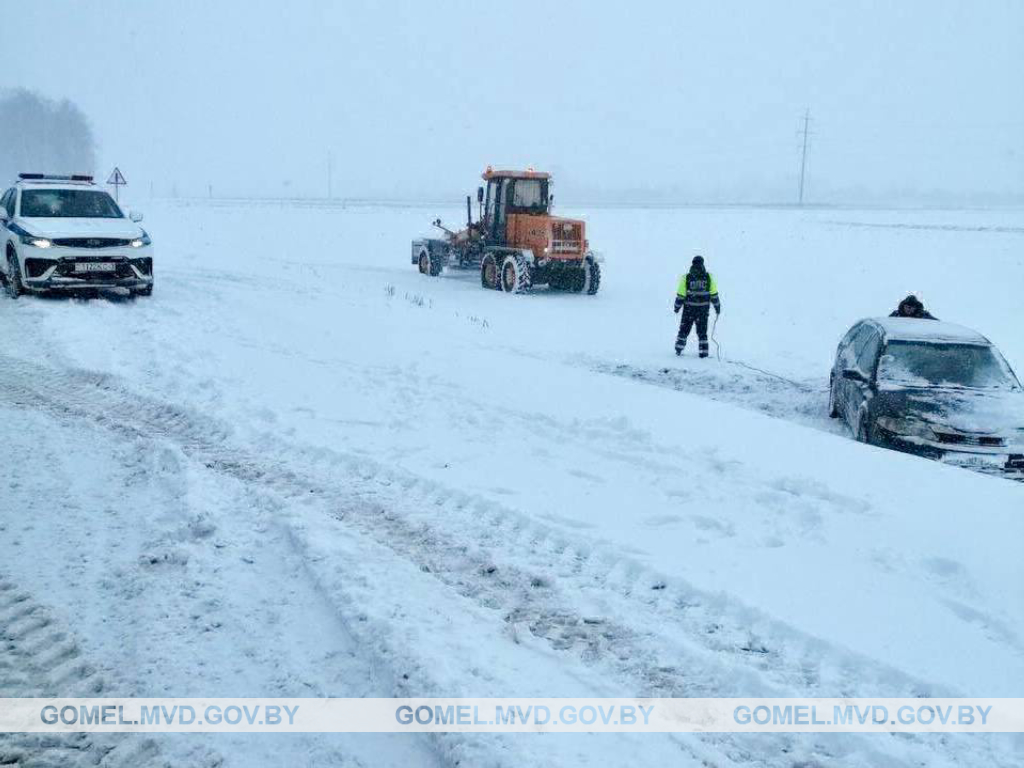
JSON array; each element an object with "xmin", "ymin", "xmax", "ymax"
[{"xmin": 869, "ymin": 317, "xmax": 991, "ymax": 345}]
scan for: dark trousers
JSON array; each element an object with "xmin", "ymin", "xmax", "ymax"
[{"xmin": 676, "ymin": 305, "xmax": 710, "ymax": 357}]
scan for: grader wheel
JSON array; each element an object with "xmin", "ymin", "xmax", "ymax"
[
  {"xmin": 500, "ymin": 253, "xmax": 532, "ymax": 294},
  {"xmin": 418, "ymin": 249, "xmax": 442, "ymax": 277},
  {"xmin": 480, "ymin": 253, "xmax": 500, "ymax": 290}
]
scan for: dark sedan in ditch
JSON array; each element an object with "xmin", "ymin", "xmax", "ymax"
[{"xmin": 829, "ymin": 317, "xmax": 1024, "ymax": 476}]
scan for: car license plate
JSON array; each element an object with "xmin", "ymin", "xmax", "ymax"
[
  {"xmin": 944, "ymin": 453, "xmax": 1008, "ymax": 472},
  {"xmin": 75, "ymin": 262, "xmax": 116, "ymax": 272}
]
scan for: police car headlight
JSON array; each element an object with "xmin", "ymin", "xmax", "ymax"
[
  {"xmin": 130, "ymin": 233, "xmax": 151, "ymax": 248},
  {"xmin": 22, "ymin": 235, "xmax": 52, "ymax": 248}
]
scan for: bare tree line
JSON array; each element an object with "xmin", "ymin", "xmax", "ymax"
[{"xmin": 0, "ymin": 89, "xmax": 96, "ymax": 182}]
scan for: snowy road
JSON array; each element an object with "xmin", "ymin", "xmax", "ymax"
[{"xmin": 2, "ymin": 200, "xmax": 1023, "ymax": 766}]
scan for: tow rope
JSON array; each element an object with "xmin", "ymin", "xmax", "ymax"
[{"xmin": 707, "ymin": 312, "xmax": 820, "ymax": 391}]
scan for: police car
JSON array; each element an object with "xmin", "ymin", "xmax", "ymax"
[{"xmin": 0, "ymin": 174, "xmax": 154, "ymax": 298}]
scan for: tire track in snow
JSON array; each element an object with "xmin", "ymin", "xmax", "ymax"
[
  {"xmin": 491, "ymin": 343, "xmax": 838, "ymax": 434},
  {"xmin": 1, "ymin": 407, "xmax": 447, "ymax": 768},
  {"xmin": 0, "ymin": 575, "xmax": 219, "ymax": 768},
  {"xmin": 0, "ymin": 354, "xmax": 1006, "ymax": 768},
  {"xmin": 580, "ymin": 356, "xmax": 835, "ymax": 432},
  {"xmin": 577, "ymin": 356, "xmax": 1024, "ymax": 484}
]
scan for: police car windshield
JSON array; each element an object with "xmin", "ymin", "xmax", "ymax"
[
  {"xmin": 20, "ymin": 189, "xmax": 123, "ymax": 218},
  {"xmin": 878, "ymin": 341, "xmax": 1019, "ymax": 390}
]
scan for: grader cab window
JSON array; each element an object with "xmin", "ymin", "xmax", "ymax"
[
  {"xmin": 487, "ymin": 178, "xmax": 549, "ymax": 222},
  {"xmin": 485, "ymin": 180, "xmax": 498, "ymax": 222},
  {"xmin": 484, "ymin": 176, "xmax": 550, "ymax": 243},
  {"xmin": 499, "ymin": 180, "xmax": 512, "ymax": 221},
  {"xmin": 509, "ymin": 179, "xmax": 548, "ymax": 213}
]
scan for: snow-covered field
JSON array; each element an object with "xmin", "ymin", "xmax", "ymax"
[{"xmin": 2, "ymin": 200, "xmax": 1023, "ymax": 766}]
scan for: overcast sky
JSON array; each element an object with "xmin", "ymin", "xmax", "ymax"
[{"xmin": 8, "ymin": 0, "xmax": 1024, "ymax": 203}]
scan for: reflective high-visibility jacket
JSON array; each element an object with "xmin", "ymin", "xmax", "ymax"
[{"xmin": 675, "ymin": 271, "xmax": 720, "ymax": 312}]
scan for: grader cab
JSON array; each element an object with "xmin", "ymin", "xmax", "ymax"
[{"xmin": 411, "ymin": 167, "xmax": 601, "ymax": 295}]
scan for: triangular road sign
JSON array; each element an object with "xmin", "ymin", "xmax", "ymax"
[{"xmin": 107, "ymin": 167, "xmax": 127, "ymax": 185}]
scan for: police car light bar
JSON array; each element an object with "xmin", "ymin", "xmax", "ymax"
[{"xmin": 18, "ymin": 173, "xmax": 94, "ymax": 182}]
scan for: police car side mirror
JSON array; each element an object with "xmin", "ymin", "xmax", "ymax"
[
  {"xmin": 842, "ymin": 368, "xmax": 868, "ymax": 384},
  {"xmin": 129, "ymin": 210, "xmax": 143, "ymax": 223}
]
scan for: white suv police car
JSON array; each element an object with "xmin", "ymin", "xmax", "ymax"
[{"xmin": 0, "ymin": 174, "xmax": 154, "ymax": 298}]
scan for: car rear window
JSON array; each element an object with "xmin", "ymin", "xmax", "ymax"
[{"xmin": 20, "ymin": 189, "xmax": 123, "ymax": 218}]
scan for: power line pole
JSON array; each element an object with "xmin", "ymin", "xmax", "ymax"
[
  {"xmin": 327, "ymin": 151, "xmax": 333, "ymax": 200},
  {"xmin": 798, "ymin": 109, "xmax": 811, "ymax": 205}
]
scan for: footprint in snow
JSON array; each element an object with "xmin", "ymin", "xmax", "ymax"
[
  {"xmin": 643, "ymin": 514, "xmax": 683, "ymax": 528},
  {"xmin": 690, "ymin": 515, "xmax": 735, "ymax": 537}
]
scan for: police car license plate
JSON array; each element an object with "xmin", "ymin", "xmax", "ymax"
[{"xmin": 75, "ymin": 262, "xmax": 116, "ymax": 272}]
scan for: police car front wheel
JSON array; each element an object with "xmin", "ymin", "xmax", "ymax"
[{"xmin": 5, "ymin": 256, "xmax": 23, "ymax": 299}]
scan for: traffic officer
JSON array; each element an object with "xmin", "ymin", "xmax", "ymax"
[{"xmin": 674, "ymin": 255, "xmax": 721, "ymax": 357}]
